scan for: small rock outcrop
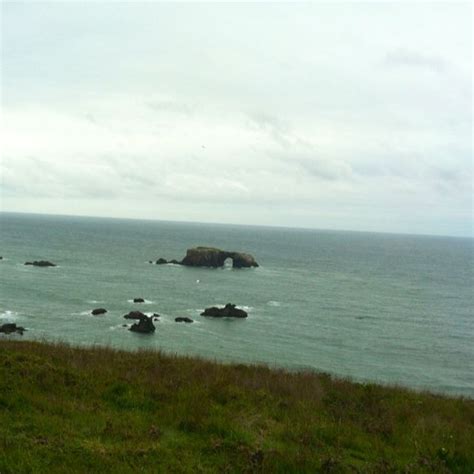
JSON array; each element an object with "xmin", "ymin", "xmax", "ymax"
[
  {"xmin": 181, "ymin": 247, "xmax": 258, "ymax": 268},
  {"xmin": 24, "ymin": 260, "xmax": 56, "ymax": 267},
  {"xmin": 124, "ymin": 311, "xmax": 147, "ymax": 320},
  {"xmin": 175, "ymin": 317, "xmax": 194, "ymax": 323},
  {"xmin": 91, "ymin": 308, "xmax": 107, "ymax": 316},
  {"xmin": 156, "ymin": 258, "xmax": 168, "ymax": 264},
  {"xmin": 129, "ymin": 316, "xmax": 155, "ymax": 334},
  {"xmin": 0, "ymin": 323, "xmax": 26, "ymax": 335},
  {"xmin": 201, "ymin": 303, "xmax": 248, "ymax": 318},
  {"xmin": 133, "ymin": 298, "xmax": 145, "ymax": 303}
]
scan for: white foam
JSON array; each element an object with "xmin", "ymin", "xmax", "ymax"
[
  {"xmin": 127, "ymin": 299, "xmax": 154, "ymax": 304},
  {"xmin": 109, "ymin": 324, "xmax": 129, "ymax": 331},
  {"xmin": 267, "ymin": 301, "xmax": 281, "ymax": 307},
  {"xmin": 0, "ymin": 310, "xmax": 18, "ymax": 321}
]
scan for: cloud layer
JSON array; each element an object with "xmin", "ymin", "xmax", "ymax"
[{"xmin": 1, "ymin": 3, "xmax": 472, "ymax": 236}]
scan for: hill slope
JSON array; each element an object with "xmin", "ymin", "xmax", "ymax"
[{"xmin": 0, "ymin": 340, "xmax": 473, "ymax": 473}]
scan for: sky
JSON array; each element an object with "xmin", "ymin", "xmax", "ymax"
[{"xmin": 1, "ymin": 2, "xmax": 472, "ymax": 237}]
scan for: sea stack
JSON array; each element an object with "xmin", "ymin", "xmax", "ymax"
[
  {"xmin": 201, "ymin": 303, "xmax": 248, "ymax": 318},
  {"xmin": 180, "ymin": 247, "xmax": 259, "ymax": 268}
]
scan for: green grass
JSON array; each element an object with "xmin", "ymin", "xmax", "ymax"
[{"xmin": 0, "ymin": 340, "xmax": 473, "ymax": 473}]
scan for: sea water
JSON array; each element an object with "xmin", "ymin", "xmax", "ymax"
[{"xmin": 0, "ymin": 212, "xmax": 472, "ymax": 397}]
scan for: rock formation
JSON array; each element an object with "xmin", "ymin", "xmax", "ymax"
[
  {"xmin": 180, "ymin": 247, "xmax": 258, "ymax": 268},
  {"xmin": 0, "ymin": 323, "xmax": 26, "ymax": 335},
  {"xmin": 24, "ymin": 260, "xmax": 56, "ymax": 267},
  {"xmin": 175, "ymin": 317, "xmax": 194, "ymax": 323},
  {"xmin": 133, "ymin": 298, "xmax": 145, "ymax": 303},
  {"xmin": 124, "ymin": 311, "xmax": 147, "ymax": 320},
  {"xmin": 91, "ymin": 308, "xmax": 107, "ymax": 316},
  {"xmin": 201, "ymin": 303, "xmax": 248, "ymax": 318},
  {"xmin": 129, "ymin": 316, "xmax": 155, "ymax": 334}
]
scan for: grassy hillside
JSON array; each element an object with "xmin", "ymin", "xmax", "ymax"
[{"xmin": 0, "ymin": 340, "xmax": 473, "ymax": 473}]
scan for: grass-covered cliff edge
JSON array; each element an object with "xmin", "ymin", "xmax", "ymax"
[{"xmin": 0, "ymin": 341, "xmax": 473, "ymax": 473}]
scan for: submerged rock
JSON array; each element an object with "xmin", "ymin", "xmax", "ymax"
[
  {"xmin": 156, "ymin": 258, "xmax": 168, "ymax": 264},
  {"xmin": 24, "ymin": 260, "xmax": 56, "ymax": 267},
  {"xmin": 181, "ymin": 247, "xmax": 258, "ymax": 268},
  {"xmin": 201, "ymin": 303, "xmax": 248, "ymax": 318},
  {"xmin": 0, "ymin": 323, "xmax": 26, "ymax": 335},
  {"xmin": 133, "ymin": 298, "xmax": 145, "ymax": 303},
  {"xmin": 129, "ymin": 316, "xmax": 155, "ymax": 334},
  {"xmin": 91, "ymin": 308, "xmax": 107, "ymax": 316},
  {"xmin": 124, "ymin": 311, "xmax": 147, "ymax": 320},
  {"xmin": 175, "ymin": 317, "xmax": 194, "ymax": 323}
]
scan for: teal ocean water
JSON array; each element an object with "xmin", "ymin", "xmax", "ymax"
[{"xmin": 1, "ymin": 213, "xmax": 473, "ymax": 397}]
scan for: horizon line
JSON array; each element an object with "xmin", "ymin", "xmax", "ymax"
[{"xmin": 0, "ymin": 210, "xmax": 471, "ymax": 240}]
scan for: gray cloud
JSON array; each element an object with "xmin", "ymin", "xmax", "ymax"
[
  {"xmin": 1, "ymin": 2, "xmax": 472, "ymax": 236},
  {"xmin": 384, "ymin": 49, "xmax": 448, "ymax": 73}
]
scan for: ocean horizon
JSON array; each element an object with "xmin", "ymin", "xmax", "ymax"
[{"xmin": 1, "ymin": 211, "xmax": 473, "ymax": 397}]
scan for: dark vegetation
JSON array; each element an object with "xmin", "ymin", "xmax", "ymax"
[{"xmin": 0, "ymin": 340, "xmax": 473, "ymax": 473}]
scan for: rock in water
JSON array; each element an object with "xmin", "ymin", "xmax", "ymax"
[
  {"xmin": 24, "ymin": 260, "xmax": 56, "ymax": 267},
  {"xmin": 129, "ymin": 316, "xmax": 155, "ymax": 333},
  {"xmin": 0, "ymin": 323, "xmax": 26, "ymax": 335},
  {"xmin": 155, "ymin": 258, "xmax": 168, "ymax": 264},
  {"xmin": 91, "ymin": 308, "xmax": 107, "ymax": 316},
  {"xmin": 124, "ymin": 311, "xmax": 147, "ymax": 320},
  {"xmin": 180, "ymin": 247, "xmax": 258, "ymax": 268},
  {"xmin": 201, "ymin": 303, "xmax": 248, "ymax": 318},
  {"xmin": 175, "ymin": 317, "xmax": 194, "ymax": 323},
  {"xmin": 133, "ymin": 298, "xmax": 145, "ymax": 303}
]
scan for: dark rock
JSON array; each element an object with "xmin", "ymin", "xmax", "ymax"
[
  {"xmin": 156, "ymin": 258, "xmax": 168, "ymax": 264},
  {"xmin": 0, "ymin": 323, "xmax": 26, "ymax": 335},
  {"xmin": 153, "ymin": 318, "xmax": 159, "ymax": 322},
  {"xmin": 91, "ymin": 308, "xmax": 107, "ymax": 316},
  {"xmin": 180, "ymin": 247, "xmax": 258, "ymax": 268},
  {"xmin": 124, "ymin": 311, "xmax": 147, "ymax": 320},
  {"xmin": 169, "ymin": 259, "xmax": 180, "ymax": 265},
  {"xmin": 122, "ymin": 324, "xmax": 128, "ymax": 327},
  {"xmin": 201, "ymin": 303, "xmax": 248, "ymax": 318},
  {"xmin": 133, "ymin": 298, "xmax": 145, "ymax": 303},
  {"xmin": 152, "ymin": 313, "xmax": 160, "ymax": 318},
  {"xmin": 175, "ymin": 317, "xmax": 194, "ymax": 323},
  {"xmin": 129, "ymin": 316, "xmax": 155, "ymax": 334},
  {"xmin": 24, "ymin": 260, "xmax": 56, "ymax": 267}
]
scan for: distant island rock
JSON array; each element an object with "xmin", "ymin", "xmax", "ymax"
[
  {"xmin": 133, "ymin": 298, "xmax": 145, "ymax": 303},
  {"xmin": 180, "ymin": 247, "xmax": 259, "ymax": 268},
  {"xmin": 91, "ymin": 308, "xmax": 107, "ymax": 316},
  {"xmin": 152, "ymin": 258, "xmax": 182, "ymax": 265},
  {"xmin": 0, "ymin": 323, "xmax": 26, "ymax": 335},
  {"xmin": 201, "ymin": 303, "xmax": 248, "ymax": 318},
  {"xmin": 24, "ymin": 260, "xmax": 56, "ymax": 267},
  {"xmin": 175, "ymin": 317, "xmax": 194, "ymax": 323},
  {"xmin": 150, "ymin": 248, "xmax": 258, "ymax": 268}
]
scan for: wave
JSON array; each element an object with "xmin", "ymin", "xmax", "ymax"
[
  {"xmin": 0, "ymin": 310, "xmax": 18, "ymax": 321},
  {"xmin": 267, "ymin": 301, "xmax": 281, "ymax": 307}
]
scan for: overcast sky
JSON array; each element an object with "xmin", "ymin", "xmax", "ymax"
[{"xmin": 1, "ymin": 2, "xmax": 472, "ymax": 236}]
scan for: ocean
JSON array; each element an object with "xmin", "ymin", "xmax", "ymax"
[{"xmin": 0, "ymin": 212, "xmax": 472, "ymax": 397}]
